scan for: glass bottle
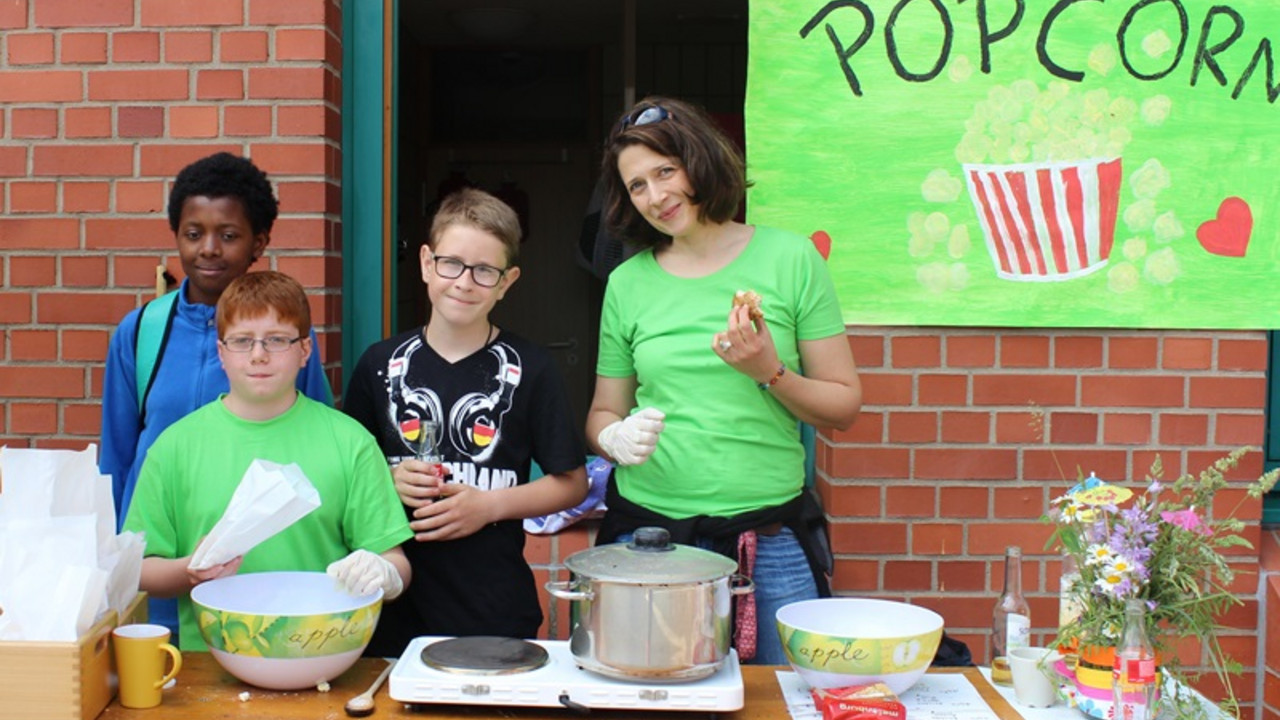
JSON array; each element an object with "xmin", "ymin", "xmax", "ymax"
[
  {"xmin": 414, "ymin": 419, "xmax": 452, "ymax": 483},
  {"xmin": 1113, "ymin": 597, "xmax": 1158, "ymax": 720},
  {"xmin": 992, "ymin": 545, "xmax": 1031, "ymax": 663},
  {"xmin": 1057, "ymin": 553, "xmax": 1082, "ymax": 655},
  {"xmin": 416, "ymin": 419, "xmax": 443, "ymax": 463}
]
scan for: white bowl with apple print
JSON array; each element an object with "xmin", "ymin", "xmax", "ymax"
[{"xmin": 776, "ymin": 598, "xmax": 945, "ymax": 694}]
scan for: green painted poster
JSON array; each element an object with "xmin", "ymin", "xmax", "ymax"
[{"xmin": 746, "ymin": 0, "xmax": 1279, "ymax": 328}]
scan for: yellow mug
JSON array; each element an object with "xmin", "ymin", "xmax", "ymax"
[{"xmin": 113, "ymin": 623, "xmax": 182, "ymax": 709}]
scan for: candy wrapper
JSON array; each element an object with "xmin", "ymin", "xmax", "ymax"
[{"xmin": 810, "ymin": 682, "xmax": 907, "ymax": 720}]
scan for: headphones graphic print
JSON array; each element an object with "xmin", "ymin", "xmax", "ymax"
[
  {"xmin": 387, "ymin": 336, "xmax": 444, "ymax": 459},
  {"xmin": 449, "ymin": 343, "xmax": 522, "ymax": 462}
]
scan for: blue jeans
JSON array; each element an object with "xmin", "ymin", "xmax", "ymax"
[
  {"xmin": 611, "ymin": 527, "xmax": 817, "ymax": 667},
  {"xmin": 749, "ymin": 527, "xmax": 818, "ymax": 666},
  {"xmin": 150, "ymin": 596, "xmax": 180, "ymax": 645}
]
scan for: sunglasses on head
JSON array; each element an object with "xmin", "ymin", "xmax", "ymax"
[{"xmin": 620, "ymin": 104, "xmax": 673, "ymax": 130}]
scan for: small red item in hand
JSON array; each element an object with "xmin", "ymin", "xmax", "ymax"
[{"xmin": 433, "ymin": 464, "xmax": 451, "ymax": 503}]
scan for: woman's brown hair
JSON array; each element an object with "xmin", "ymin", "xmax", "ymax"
[{"xmin": 600, "ymin": 96, "xmax": 751, "ymax": 249}]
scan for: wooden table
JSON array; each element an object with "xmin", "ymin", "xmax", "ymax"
[{"xmin": 97, "ymin": 652, "xmax": 791, "ymax": 719}]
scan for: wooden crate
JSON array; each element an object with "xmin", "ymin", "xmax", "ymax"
[{"xmin": 0, "ymin": 593, "xmax": 146, "ymax": 720}]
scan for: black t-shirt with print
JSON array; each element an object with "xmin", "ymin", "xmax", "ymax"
[{"xmin": 344, "ymin": 327, "xmax": 585, "ymax": 655}]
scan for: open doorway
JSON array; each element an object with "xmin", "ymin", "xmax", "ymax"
[{"xmin": 395, "ymin": 1, "xmax": 747, "ymax": 429}]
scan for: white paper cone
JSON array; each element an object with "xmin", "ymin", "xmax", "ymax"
[{"xmin": 189, "ymin": 459, "xmax": 321, "ymax": 571}]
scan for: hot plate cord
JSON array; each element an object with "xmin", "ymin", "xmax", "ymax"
[{"xmin": 558, "ymin": 692, "xmax": 591, "ymax": 714}]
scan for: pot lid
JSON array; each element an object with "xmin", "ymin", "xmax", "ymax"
[{"xmin": 564, "ymin": 526, "xmax": 738, "ymax": 583}]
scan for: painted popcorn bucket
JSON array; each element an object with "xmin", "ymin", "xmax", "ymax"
[{"xmin": 963, "ymin": 158, "xmax": 1122, "ymax": 281}]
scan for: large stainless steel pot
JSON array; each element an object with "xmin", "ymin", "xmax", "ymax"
[{"xmin": 545, "ymin": 526, "xmax": 753, "ymax": 681}]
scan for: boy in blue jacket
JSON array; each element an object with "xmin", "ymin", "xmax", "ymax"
[{"xmin": 100, "ymin": 152, "xmax": 331, "ymax": 639}]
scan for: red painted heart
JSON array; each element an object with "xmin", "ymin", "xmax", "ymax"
[
  {"xmin": 810, "ymin": 230, "xmax": 832, "ymax": 260},
  {"xmin": 1196, "ymin": 197, "xmax": 1252, "ymax": 257}
]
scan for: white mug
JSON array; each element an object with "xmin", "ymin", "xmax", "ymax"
[{"xmin": 1007, "ymin": 646, "xmax": 1063, "ymax": 708}]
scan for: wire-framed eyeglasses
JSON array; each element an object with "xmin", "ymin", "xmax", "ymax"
[
  {"xmin": 221, "ymin": 335, "xmax": 303, "ymax": 353},
  {"xmin": 431, "ymin": 255, "xmax": 508, "ymax": 287},
  {"xmin": 620, "ymin": 104, "xmax": 672, "ymax": 130}
]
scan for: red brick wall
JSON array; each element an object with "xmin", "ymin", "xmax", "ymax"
[
  {"xmin": 829, "ymin": 327, "xmax": 1269, "ymax": 710},
  {"xmin": 0, "ymin": 0, "xmax": 343, "ymax": 448},
  {"xmin": 1263, "ymin": 531, "xmax": 1280, "ymax": 720}
]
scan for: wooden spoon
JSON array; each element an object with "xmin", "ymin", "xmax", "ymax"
[{"xmin": 344, "ymin": 659, "xmax": 396, "ymax": 717}]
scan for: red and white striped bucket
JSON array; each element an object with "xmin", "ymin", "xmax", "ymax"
[{"xmin": 963, "ymin": 158, "xmax": 1122, "ymax": 281}]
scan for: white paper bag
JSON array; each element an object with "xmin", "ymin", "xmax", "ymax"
[
  {"xmin": 0, "ymin": 445, "xmax": 111, "ymax": 525},
  {"xmin": 0, "ymin": 445, "xmax": 123, "ymax": 641},
  {"xmin": 103, "ymin": 531, "xmax": 145, "ymax": 617},
  {"xmin": 189, "ymin": 459, "xmax": 321, "ymax": 571}
]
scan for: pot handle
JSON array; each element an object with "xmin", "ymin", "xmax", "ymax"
[
  {"xmin": 729, "ymin": 573, "xmax": 754, "ymax": 596},
  {"xmin": 545, "ymin": 579, "xmax": 594, "ymax": 601}
]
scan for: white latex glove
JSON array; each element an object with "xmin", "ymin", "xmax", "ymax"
[
  {"xmin": 597, "ymin": 407, "xmax": 666, "ymax": 466},
  {"xmin": 326, "ymin": 549, "xmax": 404, "ymax": 600}
]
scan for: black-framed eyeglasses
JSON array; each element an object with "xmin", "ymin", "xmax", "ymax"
[
  {"xmin": 620, "ymin": 104, "xmax": 672, "ymax": 130},
  {"xmin": 431, "ymin": 254, "xmax": 507, "ymax": 288},
  {"xmin": 220, "ymin": 335, "xmax": 304, "ymax": 353}
]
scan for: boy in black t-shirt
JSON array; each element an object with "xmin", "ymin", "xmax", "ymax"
[{"xmin": 344, "ymin": 188, "xmax": 588, "ymax": 656}]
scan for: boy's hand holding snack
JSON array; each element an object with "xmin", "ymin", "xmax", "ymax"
[
  {"xmin": 326, "ymin": 549, "xmax": 404, "ymax": 599},
  {"xmin": 596, "ymin": 407, "xmax": 665, "ymax": 466}
]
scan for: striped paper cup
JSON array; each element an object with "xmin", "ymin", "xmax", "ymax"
[{"xmin": 963, "ymin": 158, "xmax": 1122, "ymax": 281}]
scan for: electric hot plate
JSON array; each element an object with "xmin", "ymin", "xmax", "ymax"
[{"xmin": 389, "ymin": 635, "xmax": 744, "ymax": 711}]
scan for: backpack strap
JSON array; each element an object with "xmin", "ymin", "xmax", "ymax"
[
  {"xmin": 134, "ymin": 290, "xmax": 180, "ymax": 419},
  {"xmin": 801, "ymin": 422, "xmax": 816, "ymax": 487}
]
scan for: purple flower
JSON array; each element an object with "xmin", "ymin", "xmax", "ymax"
[
  {"xmin": 1112, "ymin": 576, "xmax": 1136, "ymax": 598},
  {"xmin": 1161, "ymin": 508, "xmax": 1211, "ymax": 537},
  {"xmin": 1108, "ymin": 505, "xmax": 1157, "ymax": 567},
  {"xmin": 1127, "ymin": 558, "xmax": 1150, "ymax": 584}
]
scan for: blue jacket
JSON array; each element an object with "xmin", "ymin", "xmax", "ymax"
[{"xmin": 100, "ymin": 279, "xmax": 333, "ymax": 528}]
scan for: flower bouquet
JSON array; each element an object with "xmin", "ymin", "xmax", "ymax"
[{"xmin": 1045, "ymin": 448, "xmax": 1279, "ymax": 720}]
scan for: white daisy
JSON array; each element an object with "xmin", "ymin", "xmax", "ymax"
[{"xmin": 1084, "ymin": 543, "xmax": 1114, "ymax": 566}]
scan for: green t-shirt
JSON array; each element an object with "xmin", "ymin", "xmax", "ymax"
[
  {"xmin": 124, "ymin": 394, "xmax": 413, "ymax": 651},
  {"xmin": 596, "ymin": 226, "xmax": 845, "ymax": 518}
]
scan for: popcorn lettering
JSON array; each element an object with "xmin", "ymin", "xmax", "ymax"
[{"xmin": 799, "ymin": 0, "xmax": 1278, "ymax": 102}]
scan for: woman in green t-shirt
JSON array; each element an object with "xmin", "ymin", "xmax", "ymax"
[{"xmin": 585, "ymin": 96, "xmax": 863, "ymax": 666}]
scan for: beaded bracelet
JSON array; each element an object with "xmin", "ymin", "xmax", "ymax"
[{"xmin": 758, "ymin": 363, "xmax": 786, "ymax": 390}]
